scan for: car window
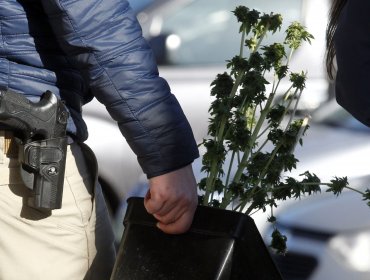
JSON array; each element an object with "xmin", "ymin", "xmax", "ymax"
[{"xmin": 159, "ymin": 0, "xmax": 303, "ymax": 65}]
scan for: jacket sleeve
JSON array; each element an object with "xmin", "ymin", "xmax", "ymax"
[
  {"xmin": 334, "ymin": 0, "xmax": 370, "ymax": 127},
  {"xmin": 40, "ymin": 0, "xmax": 199, "ymax": 178}
]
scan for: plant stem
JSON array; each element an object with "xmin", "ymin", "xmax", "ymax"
[
  {"xmin": 240, "ymin": 29, "xmax": 246, "ymax": 57},
  {"xmin": 236, "ymin": 90, "xmax": 276, "ymax": 181},
  {"xmin": 344, "ymin": 185, "xmax": 366, "ymax": 196},
  {"xmin": 224, "ymin": 151, "xmax": 236, "ymax": 190},
  {"xmin": 203, "ymin": 29, "xmax": 247, "ymax": 206},
  {"xmin": 221, "ymin": 91, "xmax": 276, "ymax": 208}
]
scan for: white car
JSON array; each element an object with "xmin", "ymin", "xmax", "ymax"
[
  {"xmin": 260, "ymin": 100, "xmax": 370, "ymax": 280},
  {"xmin": 82, "ymin": 1, "xmax": 370, "ymax": 278},
  {"xmin": 82, "ymin": 0, "xmax": 333, "ymax": 242},
  {"xmin": 83, "ymin": 0, "xmax": 331, "ymax": 206},
  {"xmin": 265, "ymin": 185, "xmax": 370, "ymax": 280}
]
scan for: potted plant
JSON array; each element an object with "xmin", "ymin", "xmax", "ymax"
[{"xmin": 110, "ymin": 5, "xmax": 370, "ymax": 280}]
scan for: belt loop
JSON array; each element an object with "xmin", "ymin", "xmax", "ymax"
[
  {"xmin": 4, "ymin": 131, "xmax": 18, "ymax": 158},
  {"xmin": 0, "ymin": 130, "xmax": 18, "ymax": 160},
  {"xmin": 0, "ymin": 131, "xmax": 4, "ymax": 164}
]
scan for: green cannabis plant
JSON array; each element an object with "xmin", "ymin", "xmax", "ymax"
[{"xmin": 198, "ymin": 6, "xmax": 370, "ymax": 255}]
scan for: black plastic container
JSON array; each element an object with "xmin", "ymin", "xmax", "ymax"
[{"xmin": 110, "ymin": 197, "xmax": 282, "ymax": 280}]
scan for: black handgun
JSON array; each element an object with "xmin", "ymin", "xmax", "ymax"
[{"xmin": 0, "ymin": 89, "xmax": 69, "ymax": 210}]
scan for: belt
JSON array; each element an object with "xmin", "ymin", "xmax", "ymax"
[{"xmin": 0, "ymin": 130, "xmax": 74, "ymax": 158}]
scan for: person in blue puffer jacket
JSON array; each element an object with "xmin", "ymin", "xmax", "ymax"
[{"xmin": 0, "ymin": 1, "xmax": 199, "ymax": 279}]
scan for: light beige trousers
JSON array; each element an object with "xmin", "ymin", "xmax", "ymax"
[{"xmin": 0, "ymin": 134, "xmax": 116, "ymax": 280}]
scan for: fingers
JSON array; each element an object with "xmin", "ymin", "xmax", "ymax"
[
  {"xmin": 153, "ymin": 200, "xmax": 187, "ymax": 225},
  {"xmin": 143, "ymin": 164, "xmax": 198, "ymax": 234},
  {"xmin": 156, "ymin": 209, "xmax": 195, "ymax": 234},
  {"xmin": 145, "ymin": 190, "xmax": 195, "ymax": 234},
  {"xmin": 144, "ymin": 190, "xmax": 165, "ymax": 214},
  {"xmin": 144, "ymin": 191, "xmax": 177, "ymax": 217}
]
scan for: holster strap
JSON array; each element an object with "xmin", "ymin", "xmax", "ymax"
[{"xmin": 21, "ymin": 145, "xmax": 63, "ymax": 171}]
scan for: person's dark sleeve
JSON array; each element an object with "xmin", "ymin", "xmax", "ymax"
[
  {"xmin": 40, "ymin": 0, "xmax": 199, "ymax": 178},
  {"xmin": 334, "ymin": 0, "xmax": 370, "ymax": 126}
]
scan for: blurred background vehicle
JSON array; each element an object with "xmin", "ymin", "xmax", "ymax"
[
  {"xmin": 137, "ymin": 0, "xmax": 332, "ymax": 110},
  {"xmin": 264, "ymin": 183, "xmax": 370, "ymax": 280},
  {"xmin": 82, "ymin": 0, "xmax": 370, "ymax": 278},
  {"xmin": 258, "ymin": 100, "xmax": 370, "ymax": 280},
  {"xmin": 83, "ymin": 0, "xmax": 332, "ymax": 218}
]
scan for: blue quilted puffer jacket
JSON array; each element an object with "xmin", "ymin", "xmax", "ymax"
[{"xmin": 0, "ymin": 0, "xmax": 199, "ymax": 178}]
